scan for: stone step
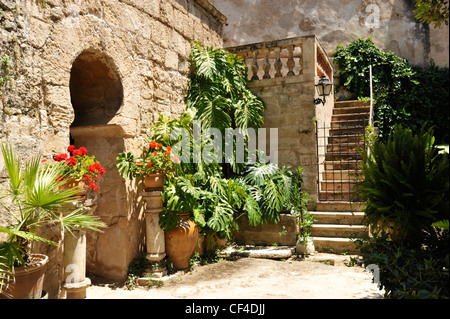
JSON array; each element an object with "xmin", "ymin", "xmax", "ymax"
[
  {"xmin": 330, "ymin": 119, "xmax": 368, "ymax": 129},
  {"xmin": 320, "ymin": 181, "xmax": 360, "ymax": 192},
  {"xmin": 311, "ymin": 224, "xmax": 367, "ymax": 237},
  {"xmin": 319, "ymin": 191, "xmax": 361, "ymax": 201},
  {"xmin": 328, "ymin": 134, "xmax": 364, "ymax": 144},
  {"xmin": 332, "ymin": 113, "xmax": 370, "ymax": 121},
  {"xmin": 315, "ymin": 201, "xmax": 366, "ymax": 212},
  {"xmin": 322, "ymin": 170, "xmax": 361, "ymax": 181},
  {"xmin": 334, "ymin": 101, "xmax": 370, "ymax": 108},
  {"xmin": 324, "ymin": 160, "xmax": 361, "ymax": 170},
  {"xmin": 311, "ymin": 211, "xmax": 365, "ymax": 225},
  {"xmin": 218, "ymin": 245, "xmax": 295, "ymax": 259},
  {"xmin": 333, "ymin": 106, "xmax": 370, "ymax": 115},
  {"xmin": 311, "ymin": 237, "xmax": 360, "ymax": 254},
  {"xmin": 327, "ymin": 142, "xmax": 365, "ymax": 153},
  {"xmin": 325, "ymin": 151, "xmax": 362, "ymax": 161}
]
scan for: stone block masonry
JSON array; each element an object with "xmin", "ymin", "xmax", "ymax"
[{"xmin": 0, "ymin": 0, "xmax": 225, "ymax": 298}]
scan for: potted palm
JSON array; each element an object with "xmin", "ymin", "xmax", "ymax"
[{"xmin": 0, "ymin": 144, "xmax": 106, "ymax": 299}]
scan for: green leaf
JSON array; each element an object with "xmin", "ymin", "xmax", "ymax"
[{"xmin": 0, "ymin": 226, "xmax": 57, "ymax": 246}]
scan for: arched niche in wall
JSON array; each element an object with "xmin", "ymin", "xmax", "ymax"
[
  {"xmin": 69, "ymin": 50, "xmax": 123, "ymax": 127},
  {"xmin": 68, "ymin": 50, "xmax": 139, "ymax": 280}
]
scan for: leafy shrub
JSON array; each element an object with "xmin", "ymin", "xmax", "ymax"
[
  {"xmin": 356, "ymin": 125, "xmax": 449, "ymax": 247},
  {"xmin": 354, "ymin": 229, "xmax": 449, "ymax": 299}
]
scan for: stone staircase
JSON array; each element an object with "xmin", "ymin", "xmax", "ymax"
[{"xmin": 312, "ymin": 101, "xmax": 370, "ymax": 254}]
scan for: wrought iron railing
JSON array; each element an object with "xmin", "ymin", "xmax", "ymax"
[{"xmin": 316, "ymin": 119, "xmax": 368, "ymax": 202}]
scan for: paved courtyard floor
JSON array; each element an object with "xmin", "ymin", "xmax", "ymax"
[{"xmin": 86, "ymin": 254, "xmax": 384, "ymax": 299}]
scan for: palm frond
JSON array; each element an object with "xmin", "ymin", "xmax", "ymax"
[
  {"xmin": 56, "ymin": 208, "xmax": 106, "ymax": 236},
  {"xmin": 1, "ymin": 143, "xmax": 23, "ymax": 197},
  {"xmin": 0, "ymin": 226, "xmax": 58, "ymax": 246}
]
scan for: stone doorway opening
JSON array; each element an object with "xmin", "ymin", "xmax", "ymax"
[{"xmin": 68, "ymin": 50, "xmax": 137, "ymax": 280}]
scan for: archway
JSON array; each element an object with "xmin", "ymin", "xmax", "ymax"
[
  {"xmin": 69, "ymin": 49, "xmax": 123, "ymax": 127},
  {"xmin": 69, "ymin": 50, "xmax": 142, "ymax": 280}
]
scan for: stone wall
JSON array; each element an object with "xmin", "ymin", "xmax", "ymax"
[
  {"xmin": 211, "ymin": 0, "xmax": 449, "ymax": 67},
  {"xmin": 1, "ymin": 0, "xmax": 225, "ymax": 297}
]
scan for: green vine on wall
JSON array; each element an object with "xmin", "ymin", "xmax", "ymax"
[{"xmin": 334, "ymin": 38, "xmax": 449, "ymax": 144}]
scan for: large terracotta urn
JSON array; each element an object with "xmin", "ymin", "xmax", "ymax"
[{"xmin": 164, "ymin": 214, "xmax": 199, "ymax": 269}]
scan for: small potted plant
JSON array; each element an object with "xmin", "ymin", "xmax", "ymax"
[
  {"xmin": 51, "ymin": 145, "xmax": 105, "ymax": 198},
  {"xmin": 116, "ymin": 140, "xmax": 179, "ymax": 189},
  {"xmin": 0, "ymin": 144, "xmax": 105, "ymax": 299}
]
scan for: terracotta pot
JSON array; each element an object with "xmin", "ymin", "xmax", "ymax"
[
  {"xmin": 164, "ymin": 214, "xmax": 199, "ymax": 269},
  {"xmin": 194, "ymin": 233, "xmax": 205, "ymax": 256},
  {"xmin": 61, "ymin": 179, "xmax": 88, "ymax": 200},
  {"xmin": 205, "ymin": 233, "xmax": 227, "ymax": 251},
  {"xmin": 0, "ymin": 254, "xmax": 49, "ymax": 299},
  {"xmin": 144, "ymin": 173, "xmax": 165, "ymax": 190}
]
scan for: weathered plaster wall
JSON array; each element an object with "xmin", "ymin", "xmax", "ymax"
[
  {"xmin": 211, "ymin": 0, "xmax": 449, "ymax": 67},
  {"xmin": 1, "ymin": 0, "xmax": 224, "ymax": 297}
]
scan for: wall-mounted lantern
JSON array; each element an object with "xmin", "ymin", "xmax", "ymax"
[{"xmin": 314, "ymin": 74, "xmax": 333, "ymax": 105}]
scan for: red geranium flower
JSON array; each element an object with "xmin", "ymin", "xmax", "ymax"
[
  {"xmin": 79, "ymin": 147, "xmax": 88, "ymax": 155},
  {"xmin": 147, "ymin": 162, "xmax": 152, "ymax": 168},
  {"xmin": 167, "ymin": 146, "xmax": 172, "ymax": 151},
  {"xmin": 66, "ymin": 156, "xmax": 77, "ymax": 167},
  {"xmin": 153, "ymin": 151, "xmax": 158, "ymax": 156},
  {"xmin": 149, "ymin": 141, "xmax": 157, "ymax": 148},
  {"xmin": 67, "ymin": 145, "xmax": 75, "ymax": 152}
]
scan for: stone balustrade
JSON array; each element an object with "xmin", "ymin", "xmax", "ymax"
[{"xmin": 226, "ymin": 35, "xmax": 333, "ymax": 83}]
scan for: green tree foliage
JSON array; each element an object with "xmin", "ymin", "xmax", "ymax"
[{"xmin": 414, "ymin": 0, "xmax": 449, "ymax": 27}]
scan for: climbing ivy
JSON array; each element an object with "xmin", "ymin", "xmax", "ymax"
[{"xmin": 334, "ymin": 38, "xmax": 449, "ymax": 144}]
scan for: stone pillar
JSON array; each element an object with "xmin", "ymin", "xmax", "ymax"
[
  {"xmin": 62, "ymin": 229, "xmax": 91, "ymax": 299},
  {"xmin": 141, "ymin": 190, "xmax": 166, "ymax": 276}
]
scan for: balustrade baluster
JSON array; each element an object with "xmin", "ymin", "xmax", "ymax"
[
  {"xmin": 274, "ymin": 47, "xmax": 282, "ymax": 78},
  {"xmin": 262, "ymin": 49, "xmax": 271, "ymax": 79},
  {"xmin": 251, "ymin": 50, "xmax": 259, "ymax": 80},
  {"xmin": 298, "ymin": 44, "xmax": 304, "ymax": 75},
  {"xmin": 287, "ymin": 45, "xmax": 295, "ymax": 76}
]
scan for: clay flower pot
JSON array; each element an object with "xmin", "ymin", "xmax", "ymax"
[
  {"xmin": 0, "ymin": 254, "xmax": 49, "ymax": 299},
  {"xmin": 164, "ymin": 213, "xmax": 199, "ymax": 269},
  {"xmin": 61, "ymin": 178, "xmax": 88, "ymax": 200},
  {"xmin": 144, "ymin": 173, "xmax": 165, "ymax": 190}
]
